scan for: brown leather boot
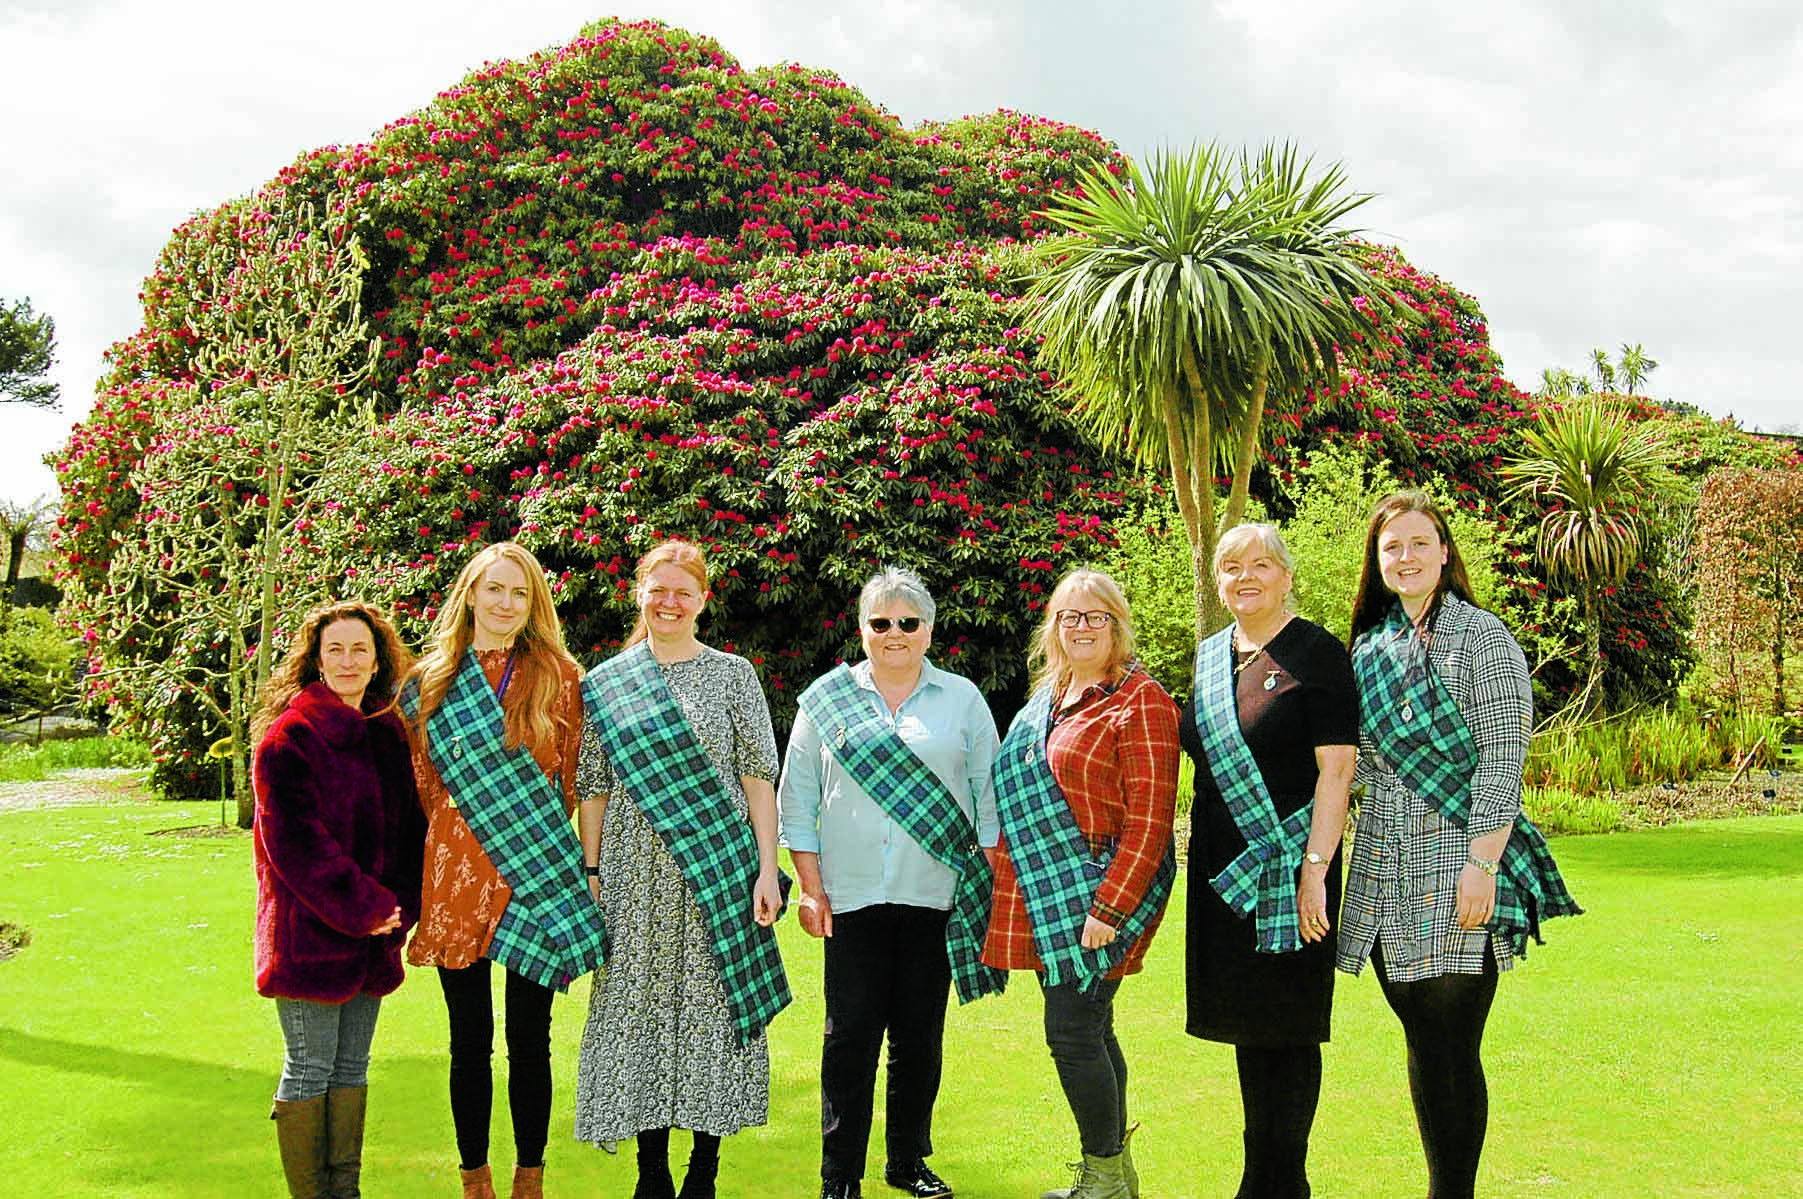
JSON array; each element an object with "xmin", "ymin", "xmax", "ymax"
[
  {"xmin": 510, "ymin": 1164, "xmax": 545, "ymax": 1198},
  {"xmin": 271, "ymin": 1096, "xmax": 328, "ymax": 1199},
  {"xmin": 461, "ymin": 1163, "xmax": 497, "ymax": 1199},
  {"xmin": 323, "ymin": 1086, "xmax": 368, "ymax": 1198}
]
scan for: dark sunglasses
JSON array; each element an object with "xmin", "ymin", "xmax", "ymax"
[{"xmin": 867, "ymin": 616, "xmax": 924, "ymax": 634}]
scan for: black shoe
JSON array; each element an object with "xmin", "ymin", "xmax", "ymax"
[
  {"xmin": 820, "ymin": 1180, "xmax": 863, "ymax": 1199},
  {"xmin": 884, "ymin": 1160, "xmax": 952, "ymax": 1199}
]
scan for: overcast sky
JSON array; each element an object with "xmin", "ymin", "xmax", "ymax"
[{"xmin": 3, "ymin": 0, "xmax": 1798, "ymax": 505}]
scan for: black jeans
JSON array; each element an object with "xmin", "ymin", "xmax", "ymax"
[
  {"xmin": 820, "ymin": 904, "xmax": 952, "ymax": 1182},
  {"xmin": 1233, "ymin": 1044, "xmax": 1322, "ymax": 1199},
  {"xmin": 1373, "ymin": 942, "xmax": 1500, "ymax": 1199},
  {"xmin": 1039, "ymin": 975, "xmax": 1127, "ymax": 1158},
  {"xmin": 437, "ymin": 959, "xmax": 556, "ymax": 1170}
]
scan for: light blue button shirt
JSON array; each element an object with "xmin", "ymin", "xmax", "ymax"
[{"xmin": 779, "ymin": 659, "xmax": 1000, "ymax": 915}]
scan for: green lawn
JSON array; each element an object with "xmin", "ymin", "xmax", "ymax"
[{"xmin": 2, "ymin": 801, "xmax": 1799, "ymax": 1198}]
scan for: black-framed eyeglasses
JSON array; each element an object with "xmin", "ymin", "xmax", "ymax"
[
  {"xmin": 1056, "ymin": 610, "xmax": 1114, "ymax": 630},
  {"xmin": 867, "ymin": 616, "xmax": 924, "ymax": 634}
]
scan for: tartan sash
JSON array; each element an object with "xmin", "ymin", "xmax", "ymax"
[
  {"xmin": 1353, "ymin": 604, "xmax": 1582, "ymax": 958},
  {"xmin": 398, "ymin": 655, "xmax": 606, "ymax": 991},
  {"xmin": 1193, "ymin": 626, "xmax": 1311, "ymax": 954},
  {"xmin": 583, "ymin": 642, "xmax": 791, "ymax": 1045},
  {"xmin": 992, "ymin": 682, "xmax": 1176, "ymax": 993},
  {"xmin": 797, "ymin": 665, "xmax": 1006, "ymax": 1005}
]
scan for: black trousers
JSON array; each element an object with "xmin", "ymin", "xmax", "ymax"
[
  {"xmin": 437, "ymin": 959, "xmax": 556, "ymax": 1171},
  {"xmin": 820, "ymin": 904, "xmax": 952, "ymax": 1182},
  {"xmin": 1232, "ymin": 1044, "xmax": 1322, "ymax": 1199},
  {"xmin": 1372, "ymin": 942, "xmax": 1500, "ymax": 1199},
  {"xmin": 1039, "ymin": 975, "xmax": 1127, "ymax": 1158}
]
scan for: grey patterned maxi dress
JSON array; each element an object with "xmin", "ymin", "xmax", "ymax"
[{"xmin": 573, "ymin": 645, "xmax": 780, "ymax": 1141}]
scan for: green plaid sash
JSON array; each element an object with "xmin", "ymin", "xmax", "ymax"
[
  {"xmin": 992, "ymin": 683, "xmax": 1176, "ymax": 993},
  {"xmin": 583, "ymin": 642, "xmax": 791, "ymax": 1045},
  {"xmin": 1193, "ymin": 626, "xmax": 1312, "ymax": 954},
  {"xmin": 798, "ymin": 665, "xmax": 1006, "ymax": 1004},
  {"xmin": 1352, "ymin": 605, "xmax": 1582, "ymax": 958},
  {"xmin": 398, "ymin": 656, "xmax": 606, "ymax": 991}
]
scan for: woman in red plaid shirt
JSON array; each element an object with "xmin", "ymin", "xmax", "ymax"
[{"xmin": 983, "ymin": 567, "xmax": 1180, "ymax": 1199}]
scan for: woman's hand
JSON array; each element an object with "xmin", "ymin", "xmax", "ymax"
[
  {"xmin": 587, "ymin": 874, "xmax": 601, "ymax": 906},
  {"xmin": 1297, "ymin": 862, "xmax": 1331, "ymax": 942},
  {"xmin": 1079, "ymin": 915, "xmax": 1117, "ymax": 950},
  {"xmin": 1455, "ymin": 863, "xmax": 1497, "ymax": 929},
  {"xmin": 751, "ymin": 867, "xmax": 783, "ymax": 927},
  {"xmin": 796, "ymin": 891, "xmax": 834, "ymax": 939},
  {"xmin": 370, "ymin": 906, "xmax": 403, "ymax": 936}
]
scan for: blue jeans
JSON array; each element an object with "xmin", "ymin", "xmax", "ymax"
[{"xmin": 274, "ymin": 993, "xmax": 383, "ymax": 1101}]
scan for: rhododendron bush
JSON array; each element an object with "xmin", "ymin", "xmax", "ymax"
[{"xmin": 53, "ymin": 17, "xmax": 1701, "ymax": 796}]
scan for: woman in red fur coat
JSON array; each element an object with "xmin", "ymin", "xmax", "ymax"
[{"xmin": 252, "ymin": 600, "xmax": 426, "ymax": 1199}]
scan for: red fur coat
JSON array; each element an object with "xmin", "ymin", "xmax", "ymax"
[{"xmin": 253, "ymin": 682, "xmax": 425, "ymax": 1003}]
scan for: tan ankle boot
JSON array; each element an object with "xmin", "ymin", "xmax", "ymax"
[
  {"xmin": 461, "ymin": 1163, "xmax": 497, "ymax": 1199},
  {"xmin": 511, "ymin": 1164, "xmax": 545, "ymax": 1199},
  {"xmin": 271, "ymin": 1096, "xmax": 328, "ymax": 1199}
]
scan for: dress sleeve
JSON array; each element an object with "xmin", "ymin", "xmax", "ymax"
[
  {"xmin": 1308, "ymin": 629, "xmax": 1360, "ymax": 749},
  {"xmin": 1091, "ymin": 678, "xmax": 1179, "ymax": 927},
  {"xmin": 1459, "ymin": 613, "xmax": 1532, "ymax": 838},
  {"xmin": 728, "ymin": 654, "xmax": 780, "ymax": 783},
  {"xmin": 577, "ymin": 717, "xmax": 617, "ymax": 800},
  {"xmin": 554, "ymin": 662, "xmax": 584, "ymax": 815}
]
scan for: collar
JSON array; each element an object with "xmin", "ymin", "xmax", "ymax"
[
  {"xmin": 291, "ymin": 681, "xmax": 378, "ymax": 748},
  {"xmin": 852, "ymin": 658, "xmax": 943, "ymax": 702}
]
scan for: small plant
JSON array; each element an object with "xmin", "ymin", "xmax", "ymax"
[
  {"xmin": 1523, "ymin": 785, "xmax": 1626, "ymax": 835},
  {"xmin": 0, "ymin": 736, "xmax": 151, "ymax": 783}
]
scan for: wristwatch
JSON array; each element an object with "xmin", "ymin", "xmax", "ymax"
[
  {"xmin": 1467, "ymin": 854, "xmax": 1500, "ymax": 877},
  {"xmin": 1303, "ymin": 851, "xmax": 1327, "ymax": 866}
]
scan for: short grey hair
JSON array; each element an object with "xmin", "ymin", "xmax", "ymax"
[
  {"xmin": 858, "ymin": 565, "xmax": 935, "ymax": 626},
  {"xmin": 1212, "ymin": 522, "xmax": 1296, "ymax": 577}
]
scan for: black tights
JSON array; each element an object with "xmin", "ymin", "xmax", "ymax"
[
  {"xmin": 637, "ymin": 1127, "xmax": 721, "ymax": 1186},
  {"xmin": 1373, "ymin": 942, "xmax": 1499, "ymax": 1199},
  {"xmin": 1232, "ymin": 1044, "xmax": 1322, "ymax": 1199},
  {"xmin": 437, "ymin": 960, "xmax": 556, "ymax": 1171}
]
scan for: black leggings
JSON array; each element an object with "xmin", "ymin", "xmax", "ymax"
[
  {"xmin": 1233, "ymin": 1044, "xmax": 1322, "ymax": 1199},
  {"xmin": 437, "ymin": 960, "xmax": 556, "ymax": 1170},
  {"xmin": 1372, "ymin": 943, "xmax": 1499, "ymax": 1199}
]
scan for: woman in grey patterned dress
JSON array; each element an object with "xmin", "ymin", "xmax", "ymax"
[
  {"xmin": 574, "ymin": 540, "xmax": 783, "ymax": 1199},
  {"xmin": 1337, "ymin": 491, "xmax": 1577, "ymax": 1199}
]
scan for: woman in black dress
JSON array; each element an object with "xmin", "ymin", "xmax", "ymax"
[{"xmin": 1180, "ymin": 523, "xmax": 1357, "ymax": 1199}]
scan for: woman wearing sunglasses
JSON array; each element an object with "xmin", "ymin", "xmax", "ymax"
[
  {"xmin": 984, "ymin": 568, "xmax": 1179, "ymax": 1199},
  {"xmin": 779, "ymin": 566, "xmax": 1002, "ymax": 1199}
]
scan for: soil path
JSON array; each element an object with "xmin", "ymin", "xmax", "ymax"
[{"xmin": 0, "ymin": 768, "xmax": 152, "ymax": 812}]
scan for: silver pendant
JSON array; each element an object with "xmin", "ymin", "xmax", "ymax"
[
  {"xmin": 1263, "ymin": 670, "xmax": 1278, "ymax": 691},
  {"xmin": 1401, "ymin": 701, "xmax": 1414, "ymax": 723},
  {"xmin": 834, "ymin": 726, "xmax": 847, "ymax": 749}
]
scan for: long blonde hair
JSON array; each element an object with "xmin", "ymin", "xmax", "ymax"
[
  {"xmin": 1027, "ymin": 567, "xmax": 1137, "ymax": 694},
  {"xmin": 410, "ymin": 541, "xmax": 576, "ymax": 753},
  {"xmin": 624, "ymin": 539, "xmax": 711, "ymax": 646}
]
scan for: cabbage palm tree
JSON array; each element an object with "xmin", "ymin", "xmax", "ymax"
[
  {"xmin": 1503, "ymin": 398, "xmax": 1678, "ymax": 710},
  {"xmin": 1616, "ymin": 343, "xmax": 1659, "ymax": 395},
  {"xmin": 1024, "ymin": 143, "xmax": 1390, "ymax": 634}
]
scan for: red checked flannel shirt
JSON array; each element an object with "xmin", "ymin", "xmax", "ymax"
[{"xmin": 982, "ymin": 664, "xmax": 1180, "ymax": 978}]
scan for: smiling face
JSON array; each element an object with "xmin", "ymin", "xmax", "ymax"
[
  {"xmin": 861, "ymin": 601, "xmax": 931, "ymax": 678},
  {"xmin": 1216, "ymin": 546, "xmax": 1293, "ymax": 625},
  {"xmin": 1055, "ymin": 589, "xmax": 1117, "ymax": 677},
  {"xmin": 317, "ymin": 617, "xmax": 377, "ymax": 708},
  {"xmin": 639, "ymin": 561, "xmax": 706, "ymax": 643},
  {"xmin": 1376, "ymin": 510, "xmax": 1449, "ymax": 607},
  {"xmin": 468, "ymin": 557, "xmax": 532, "ymax": 650}
]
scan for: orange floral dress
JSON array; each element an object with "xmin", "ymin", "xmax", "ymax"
[{"xmin": 406, "ymin": 649, "xmax": 584, "ymax": 970}]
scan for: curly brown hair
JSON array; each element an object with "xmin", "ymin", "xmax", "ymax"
[{"xmin": 251, "ymin": 601, "xmax": 415, "ymax": 743}]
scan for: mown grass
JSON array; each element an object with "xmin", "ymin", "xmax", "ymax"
[
  {"xmin": 2, "ymin": 800, "xmax": 1799, "ymax": 1197},
  {"xmin": 0, "ymin": 735, "xmax": 151, "ymax": 782}
]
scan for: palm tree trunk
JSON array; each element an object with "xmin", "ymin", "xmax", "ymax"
[
  {"xmin": 1218, "ymin": 349, "xmax": 1268, "ymax": 540},
  {"xmin": 1582, "ymin": 584, "xmax": 1604, "ymax": 713},
  {"xmin": 1174, "ymin": 346, "xmax": 1221, "ymax": 637}
]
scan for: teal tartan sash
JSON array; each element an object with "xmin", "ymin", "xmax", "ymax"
[
  {"xmin": 1353, "ymin": 605, "xmax": 1582, "ymax": 958},
  {"xmin": 798, "ymin": 665, "xmax": 1006, "ymax": 1004},
  {"xmin": 1193, "ymin": 626, "xmax": 1312, "ymax": 954},
  {"xmin": 992, "ymin": 683, "xmax": 1176, "ymax": 993},
  {"xmin": 398, "ymin": 655, "xmax": 605, "ymax": 991},
  {"xmin": 583, "ymin": 643, "xmax": 791, "ymax": 1046}
]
